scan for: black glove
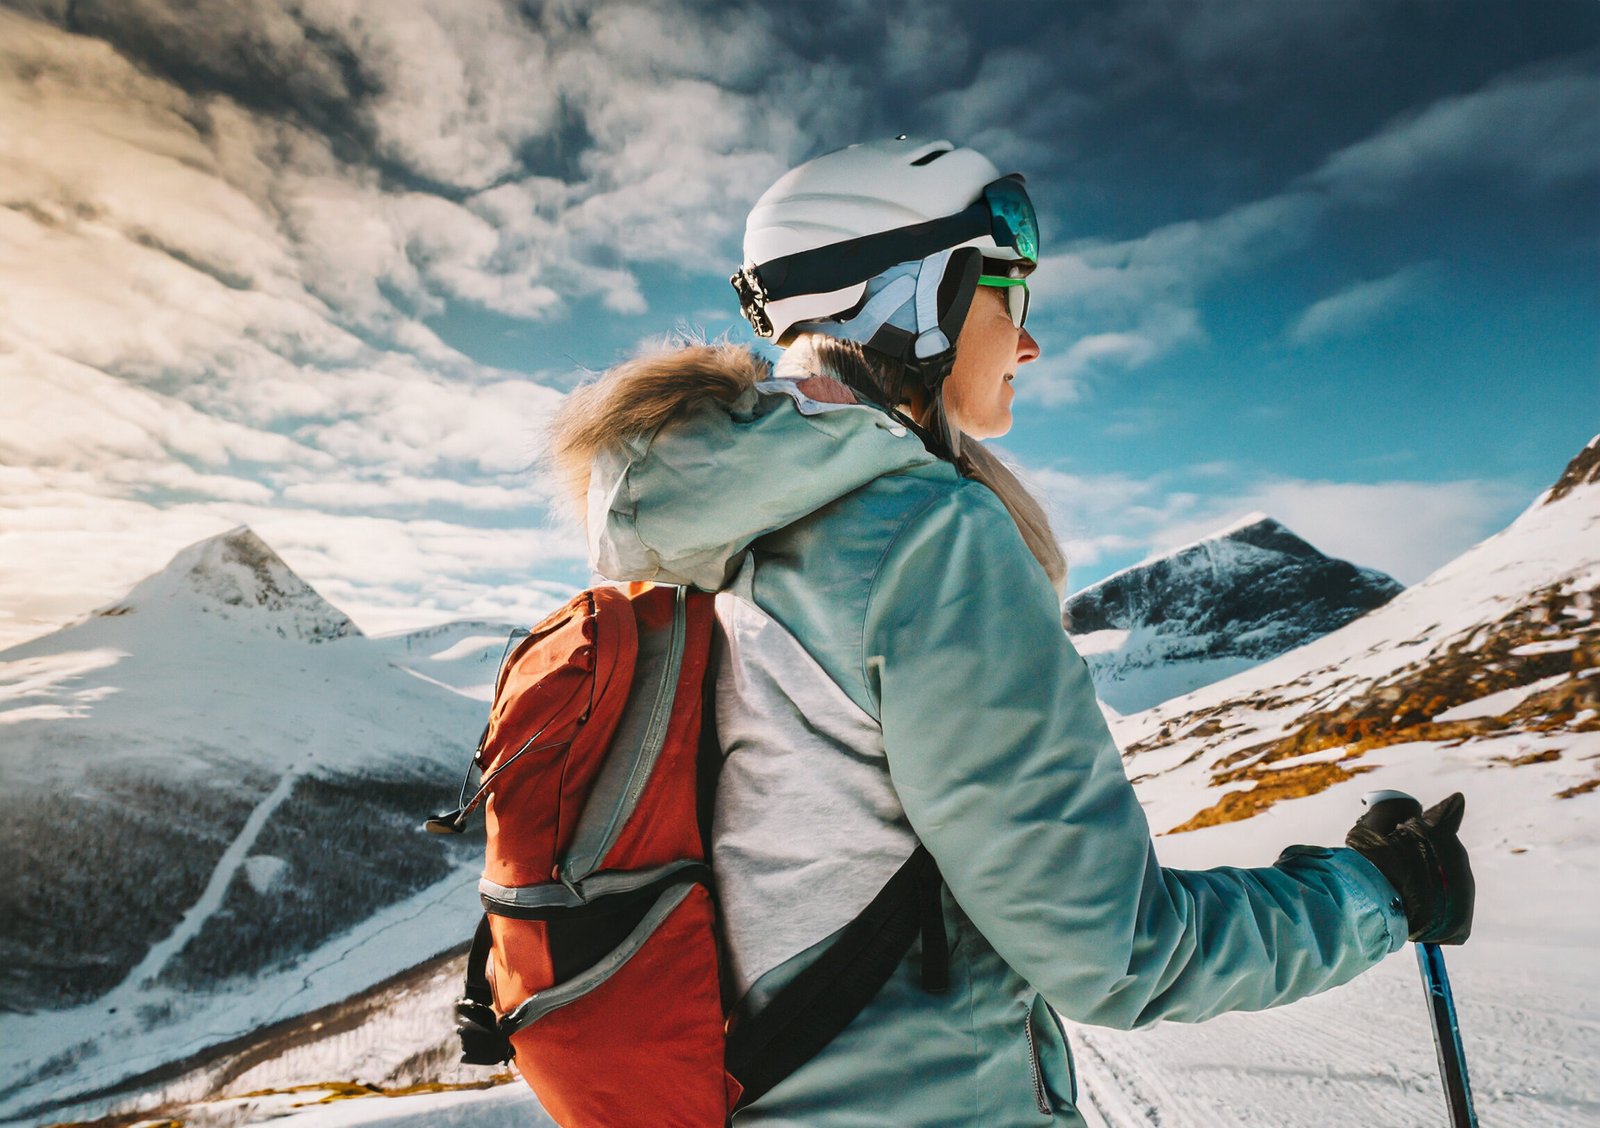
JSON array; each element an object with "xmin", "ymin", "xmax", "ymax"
[{"xmin": 1345, "ymin": 792, "xmax": 1474, "ymax": 945}]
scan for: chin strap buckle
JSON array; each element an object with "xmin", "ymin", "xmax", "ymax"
[{"xmin": 731, "ymin": 266, "xmax": 775, "ymax": 338}]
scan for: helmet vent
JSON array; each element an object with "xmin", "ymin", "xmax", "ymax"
[{"xmin": 910, "ymin": 148, "xmax": 951, "ymax": 166}]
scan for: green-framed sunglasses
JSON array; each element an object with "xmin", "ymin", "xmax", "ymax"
[{"xmin": 977, "ymin": 274, "xmax": 1030, "ymax": 329}]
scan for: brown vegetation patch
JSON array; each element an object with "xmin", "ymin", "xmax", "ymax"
[
  {"xmin": 1502, "ymin": 748, "xmax": 1563, "ymax": 767},
  {"xmin": 1557, "ymin": 777, "xmax": 1600, "ymax": 800},
  {"xmin": 1165, "ymin": 760, "xmax": 1377, "ymax": 834},
  {"xmin": 238, "ymin": 1077, "xmax": 515, "ymax": 1104},
  {"xmin": 1153, "ymin": 579, "xmax": 1596, "ymax": 832}
]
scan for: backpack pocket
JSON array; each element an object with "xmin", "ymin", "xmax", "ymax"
[{"xmin": 489, "ymin": 876, "xmax": 738, "ymax": 1127}]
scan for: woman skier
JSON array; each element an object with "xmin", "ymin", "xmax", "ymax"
[{"xmin": 550, "ymin": 137, "xmax": 1473, "ymax": 1126}]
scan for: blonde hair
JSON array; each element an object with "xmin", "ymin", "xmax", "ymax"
[{"xmin": 778, "ymin": 336, "xmax": 1068, "ymax": 596}]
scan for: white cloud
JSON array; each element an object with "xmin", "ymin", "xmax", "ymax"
[
  {"xmin": 298, "ymin": 0, "xmax": 562, "ymax": 188},
  {"xmin": 1013, "ymin": 453, "xmax": 1526, "ymax": 593},
  {"xmin": 292, "ymin": 370, "xmax": 565, "ymax": 474},
  {"xmin": 1225, "ymin": 478, "xmax": 1526, "ymax": 583},
  {"xmin": 1019, "ymin": 332, "xmax": 1162, "ymax": 406},
  {"xmin": 1120, "ymin": 478, "xmax": 1525, "ymax": 586},
  {"xmin": 0, "ymin": 469, "xmax": 587, "ymax": 652},
  {"xmin": 0, "ymin": 348, "xmax": 325, "ymax": 471},
  {"xmin": 280, "ymin": 476, "xmax": 546, "ymax": 512},
  {"xmin": 1024, "ymin": 63, "xmax": 1595, "ymax": 395},
  {"xmin": 1026, "ymin": 192, "xmax": 1320, "ymax": 394},
  {"xmin": 1288, "ymin": 264, "xmax": 1435, "ymax": 344}
]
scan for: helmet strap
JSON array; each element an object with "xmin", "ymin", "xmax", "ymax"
[
  {"xmin": 791, "ymin": 247, "xmax": 983, "ymax": 462},
  {"xmin": 879, "ymin": 247, "xmax": 980, "ymax": 460}
]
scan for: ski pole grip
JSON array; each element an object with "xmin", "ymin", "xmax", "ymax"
[{"xmin": 1359, "ymin": 789, "xmax": 1423, "ymax": 835}]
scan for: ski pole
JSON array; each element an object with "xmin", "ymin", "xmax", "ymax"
[{"xmin": 1359, "ymin": 790, "xmax": 1478, "ymax": 1128}]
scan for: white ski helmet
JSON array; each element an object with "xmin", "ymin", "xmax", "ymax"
[{"xmin": 732, "ymin": 137, "xmax": 1039, "ymax": 346}]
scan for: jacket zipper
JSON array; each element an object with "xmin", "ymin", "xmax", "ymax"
[{"xmin": 1024, "ymin": 1015, "xmax": 1052, "ymax": 1116}]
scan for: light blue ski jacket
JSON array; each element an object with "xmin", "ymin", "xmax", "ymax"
[{"xmin": 564, "ymin": 345, "xmax": 1407, "ymax": 1126}]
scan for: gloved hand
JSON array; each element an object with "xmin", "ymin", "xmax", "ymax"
[{"xmin": 1346, "ymin": 792, "xmax": 1474, "ymax": 945}]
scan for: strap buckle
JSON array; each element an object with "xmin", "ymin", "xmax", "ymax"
[{"xmin": 730, "ymin": 266, "xmax": 775, "ymax": 338}]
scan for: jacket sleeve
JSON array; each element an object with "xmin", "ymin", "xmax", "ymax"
[{"xmin": 863, "ymin": 484, "xmax": 1407, "ymax": 1030}]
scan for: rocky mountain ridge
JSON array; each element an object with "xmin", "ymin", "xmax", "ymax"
[{"xmin": 1066, "ymin": 514, "xmax": 1402, "ymax": 713}]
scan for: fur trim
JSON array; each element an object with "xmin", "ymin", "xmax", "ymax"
[{"xmin": 549, "ymin": 344, "xmax": 771, "ymax": 518}]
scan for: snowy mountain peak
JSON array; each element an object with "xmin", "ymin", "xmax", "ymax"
[
  {"xmin": 100, "ymin": 527, "xmax": 359, "ymax": 642},
  {"xmin": 1206, "ymin": 509, "xmax": 1280, "ymax": 540},
  {"xmin": 1542, "ymin": 431, "xmax": 1600, "ymax": 507},
  {"xmin": 1205, "ymin": 513, "xmax": 1317, "ymax": 557}
]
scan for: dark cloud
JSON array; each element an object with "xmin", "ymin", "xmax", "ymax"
[{"xmin": 51, "ymin": 0, "xmax": 382, "ymax": 163}]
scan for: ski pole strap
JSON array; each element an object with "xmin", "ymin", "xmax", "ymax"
[{"xmin": 726, "ymin": 845, "xmax": 946, "ymax": 1110}]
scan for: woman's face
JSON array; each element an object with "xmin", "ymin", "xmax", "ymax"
[{"xmin": 941, "ymin": 287, "xmax": 1040, "ymax": 440}]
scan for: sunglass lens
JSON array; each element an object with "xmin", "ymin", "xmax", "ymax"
[{"xmin": 1010, "ymin": 285, "xmax": 1029, "ymax": 328}]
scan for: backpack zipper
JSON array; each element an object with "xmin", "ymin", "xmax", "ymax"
[{"xmin": 1024, "ymin": 1015, "xmax": 1052, "ymax": 1116}]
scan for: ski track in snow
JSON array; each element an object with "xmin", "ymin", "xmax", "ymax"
[
  {"xmin": 1073, "ymin": 940, "xmax": 1600, "ymax": 1128},
  {"xmin": 115, "ymin": 764, "xmax": 307, "ymax": 992}
]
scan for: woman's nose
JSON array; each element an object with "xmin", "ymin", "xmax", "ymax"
[{"xmin": 1017, "ymin": 327, "xmax": 1040, "ymax": 365}]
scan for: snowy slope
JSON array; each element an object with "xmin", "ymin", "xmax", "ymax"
[
  {"xmin": 1066, "ymin": 514, "xmax": 1402, "ymax": 713},
  {"xmin": 368, "ymin": 619, "xmax": 523, "ymax": 703},
  {"xmin": 1067, "ymin": 435, "xmax": 1600, "ymax": 1126},
  {"xmin": 0, "ymin": 529, "xmax": 493, "ymax": 1123}
]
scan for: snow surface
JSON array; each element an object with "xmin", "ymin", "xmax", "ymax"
[
  {"xmin": 368, "ymin": 620, "xmax": 523, "ymax": 702},
  {"xmin": 1433, "ymin": 674, "xmax": 1570, "ymax": 722},
  {"xmin": 82, "ymin": 732, "xmax": 1599, "ymax": 1128}
]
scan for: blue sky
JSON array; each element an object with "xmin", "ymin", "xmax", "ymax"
[{"xmin": 0, "ymin": 0, "xmax": 1595, "ymax": 646}]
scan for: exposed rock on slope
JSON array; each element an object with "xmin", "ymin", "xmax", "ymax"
[
  {"xmin": 1066, "ymin": 515, "xmax": 1402, "ymax": 713},
  {"xmin": 99, "ymin": 526, "xmax": 358, "ymax": 642}
]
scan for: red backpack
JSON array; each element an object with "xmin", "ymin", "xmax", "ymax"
[{"xmin": 428, "ymin": 582, "xmax": 945, "ymax": 1127}]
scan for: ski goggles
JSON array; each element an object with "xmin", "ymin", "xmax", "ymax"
[
  {"xmin": 733, "ymin": 175, "xmax": 1039, "ymax": 336},
  {"xmin": 977, "ymin": 274, "xmax": 1030, "ymax": 329}
]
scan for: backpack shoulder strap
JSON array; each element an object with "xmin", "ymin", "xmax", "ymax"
[{"xmin": 726, "ymin": 844, "xmax": 946, "ymax": 1111}]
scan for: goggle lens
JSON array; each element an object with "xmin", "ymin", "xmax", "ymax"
[{"xmin": 985, "ymin": 177, "xmax": 1038, "ymax": 265}]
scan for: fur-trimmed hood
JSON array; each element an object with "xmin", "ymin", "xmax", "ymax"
[{"xmin": 549, "ymin": 344, "xmax": 944, "ymax": 589}]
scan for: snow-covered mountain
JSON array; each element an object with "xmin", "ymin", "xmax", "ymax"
[
  {"xmin": 0, "ymin": 529, "xmax": 511, "ymax": 1123},
  {"xmin": 101, "ymin": 526, "xmax": 361, "ymax": 643},
  {"xmin": 1065, "ymin": 514, "xmax": 1402, "ymax": 713}
]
